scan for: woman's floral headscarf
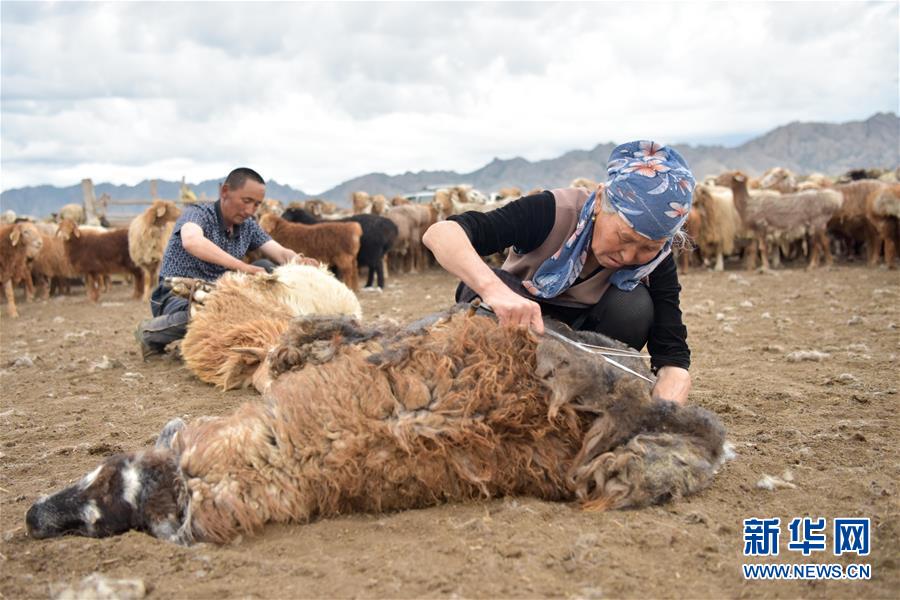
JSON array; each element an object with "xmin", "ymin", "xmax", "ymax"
[
  {"xmin": 522, "ymin": 140, "xmax": 695, "ymax": 298},
  {"xmin": 605, "ymin": 140, "xmax": 695, "ymax": 240}
]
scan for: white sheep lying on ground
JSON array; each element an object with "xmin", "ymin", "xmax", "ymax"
[{"xmin": 177, "ymin": 262, "xmax": 362, "ymax": 391}]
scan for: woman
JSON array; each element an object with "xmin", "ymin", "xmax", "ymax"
[{"xmin": 422, "ymin": 141, "xmax": 695, "ymax": 404}]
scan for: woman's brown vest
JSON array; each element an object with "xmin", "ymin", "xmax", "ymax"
[{"xmin": 501, "ymin": 188, "xmax": 617, "ymax": 307}]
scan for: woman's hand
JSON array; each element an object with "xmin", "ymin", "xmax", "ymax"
[
  {"xmin": 652, "ymin": 366, "xmax": 691, "ymax": 405},
  {"xmin": 482, "ymin": 282, "xmax": 544, "ymax": 334}
]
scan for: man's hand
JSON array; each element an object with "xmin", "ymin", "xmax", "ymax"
[
  {"xmin": 240, "ymin": 263, "xmax": 267, "ymax": 275},
  {"xmin": 651, "ymin": 366, "xmax": 691, "ymax": 405},
  {"xmin": 291, "ymin": 254, "xmax": 320, "ymax": 267},
  {"xmin": 482, "ymin": 283, "xmax": 544, "ymax": 334}
]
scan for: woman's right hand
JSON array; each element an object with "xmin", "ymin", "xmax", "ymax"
[{"xmin": 482, "ymin": 283, "xmax": 544, "ymax": 334}]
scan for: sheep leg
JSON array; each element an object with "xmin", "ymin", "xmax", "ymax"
[
  {"xmin": 375, "ymin": 258, "xmax": 385, "ymax": 288},
  {"xmin": 143, "ymin": 265, "xmax": 157, "ymax": 302},
  {"xmin": 757, "ymin": 234, "xmax": 770, "ymax": 270},
  {"xmin": 714, "ymin": 248, "xmax": 724, "ymax": 272},
  {"xmin": 744, "ymin": 239, "xmax": 757, "ymax": 270},
  {"xmin": 91, "ymin": 274, "xmax": 102, "ymax": 302},
  {"xmin": 870, "ymin": 219, "xmax": 894, "ymax": 268},
  {"xmin": 884, "ymin": 233, "xmax": 897, "ymax": 269},
  {"xmin": 22, "ymin": 271, "xmax": 35, "ymax": 302},
  {"xmin": 819, "ymin": 229, "xmax": 834, "ymax": 267},
  {"xmin": 349, "ymin": 258, "xmax": 359, "ymax": 291},
  {"xmin": 131, "ymin": 268, "xmax": 145, "ymax": 300},
  {"xmin": 335, "ymin": 256, "xmax": 358, "ymax": 291},
  {"xmin": 865, "ymin": 228, "xmax": 881, "ymax": 267},
  {"xmin": 806, "ymin": 233, "xmax": 820, "ymax": 270},
  {"xmin": 4, "ymin": 279, "xmax": 18, "ymax": 318},
  {"xmin": 35, "ymin": 273, "xmax": 51, "ymax": 301}
]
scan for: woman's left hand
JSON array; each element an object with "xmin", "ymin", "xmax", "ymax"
[{"xmin": 652, "ymin": 366, "xmax": 691, "ymax": 405}]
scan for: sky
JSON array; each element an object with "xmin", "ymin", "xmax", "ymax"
[{"xmin": 1, "ymin": 1, "xmax": 898, "ymax": 194}]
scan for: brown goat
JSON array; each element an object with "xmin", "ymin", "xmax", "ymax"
[
  {"xmin": 128, "ymin": 200, "xmax": 182, "ymax": 301},
  {"xmin": 258, "ymin": 213, "xmax": 362, "ymax": 291},
  {"xmin": 57, "ymin": 219, "xmax": 144, "ymax": 302},
  {"xmin": 0, "ymin": 222, "xmax": 43, "ymax": 317}
]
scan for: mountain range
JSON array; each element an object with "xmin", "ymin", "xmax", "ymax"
[{"xmin": 2, "ymin": 112, "xmax": 897, "ymax": 217}]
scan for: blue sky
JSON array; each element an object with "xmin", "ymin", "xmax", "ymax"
[{"xmin": 1, "ymin": 1, "xmax": 897, "ymax": 193}]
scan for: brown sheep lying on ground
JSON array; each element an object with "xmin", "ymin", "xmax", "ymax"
[
  {"xmin": 258, "ymin": 213, "xmax": 362, "ymax": 290},
  {"xmin": 1, "ymin": 222, "xmax": 43, "ymax": 317},
  {"xmin": 128, "ymin": 200, "xmax": 181, "ymax": 301},
  {"xmin": 57, "ymin": 219, "xmax": 144, "ymax": 302},
  {"xmin": 26, "ymin": 307, "xmax": 729, "ymax": 545}
]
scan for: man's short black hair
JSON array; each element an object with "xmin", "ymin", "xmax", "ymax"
[{"xmin": 224, "ymin": 167, "xmax": 265, "ymax": 190}]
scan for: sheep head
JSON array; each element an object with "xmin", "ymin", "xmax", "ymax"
[
  {"xmin": 9, "ymin": 222, "xmax": 43, "ymax": 258},
  {"xmin": 151, "ymin": 200, "xmax": 181, "ymax": 223},
  {"xmin": 56, "ymin": 219, "xmax": 80, "ymax": 241},
  {"xmin": 26, "ymin": 419, "xmax": 192, "ymax": 544},
  {"xmin": 257, "ymin": 212, "xmax": 279, "ymax": 234}
]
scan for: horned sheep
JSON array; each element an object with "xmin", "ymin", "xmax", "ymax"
[
  {"xmin": 127, "ymin": 200, "xmax": 182, "ymax": 301},
  {"xmin": 26, "ymin": 307, "xmax": 729, "ymax": 545}
]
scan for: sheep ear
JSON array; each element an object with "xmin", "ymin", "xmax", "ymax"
[
  {"xmin": 9, "ymin": 227, "xmax": 20, "ymax": 246},
  {"xmin": 73, "ymin": 226, "xmax": 81, "ymax": 238},
  {"xmin": 232, "ymin": 346, "xmax": 268, "ymax": 364},
  {"xmin": 155, "ymin": 418, "xmax": 185, "ymax": 450}
]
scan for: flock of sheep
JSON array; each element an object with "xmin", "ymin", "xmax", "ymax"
[
  {"xmin": 1, "ymin": 167, "xmax": 898, "ymax": 320},
  {"xmin": 682, "ymin": 167, "xmax": 899, "ymax": 272}
]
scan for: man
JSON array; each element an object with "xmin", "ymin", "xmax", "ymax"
[
  {"xmin": 135, "ymin": 167, "xmax": 299, "ymax": 358},
  {"xmin": 423, "ymin": 141, "xmax": 695, "ymax": 404}
]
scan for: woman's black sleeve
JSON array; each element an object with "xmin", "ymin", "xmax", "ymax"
[
  {"xmin": 646, "ymin": 253, "xmax": 691, "ymax": 372},
  {"xmin": 446, "ymin": 191, "xmax": 556, "ymax": 256}
]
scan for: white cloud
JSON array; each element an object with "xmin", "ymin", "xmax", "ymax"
[{"xmin": 1, "ymin": 1, "xmax": 897, "ymax": 193}]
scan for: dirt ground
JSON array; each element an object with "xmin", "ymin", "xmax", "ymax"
[{"xmin": 1, "ymin": 263, "xmax": 898, "ymax": 599}]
